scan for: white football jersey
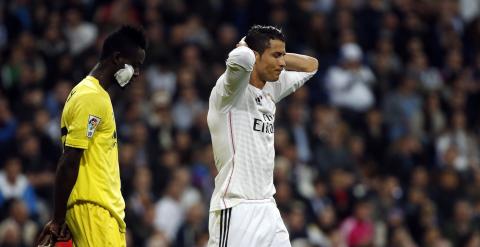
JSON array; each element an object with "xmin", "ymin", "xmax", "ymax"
[{"xmin": 207, "ymin": 46, "xmax": 316, "ymax": 211}]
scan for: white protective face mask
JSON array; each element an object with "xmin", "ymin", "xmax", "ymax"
[{"xmin": 114, "ymin": 64, "xmax": 134, "ymax": 87}]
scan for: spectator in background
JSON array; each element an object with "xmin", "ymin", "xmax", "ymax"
[
  {"xmin": 212, "ymin": 23, "xmax": 239, "ymax": 64},
  {"xmin": 287, "ymin": 202, "xmax": 309, "ymax": 243},
  {"xmin": 0, "ymin": 157, "xmax": 37, "ymax": 217},
  {"xmin": 423, "ymin": 227, "xmax": 453, "ymax": 247},
  {"xmin": 118, "ymin": 100, "xmax": 144, "ymax": 139},
  {"xmin": 340, "ymin": 199, "xmax": 375, "ymax": 247},
  {"xmin": 154, "ymin": 168, "xmax": 187, "ymax": 242},
  {"xmin": 436, "ymin": 111, "xmax": 479, "ymax": 172},
  {"xmin": 443, "ymin": 50, "xmax": 465, "ymax": 84},
  {"xmin": 368, "ymin": 36, "xmax": 402, "ymax": 97},
  {"xmin": 173, "ymin": 130, "xmax": 194, "ymax": 165},
  {"xmin": 126, "ymin": 167, "xmax": 156, "ymax": 246},
  {"xmin": 423, "ymin": 92, "xmax": 447, "ymax": 141},
  {"xmin": 306, "ymin": 12, "xmax": 333, "ymax": 58},
  {"xmin": 467, "ymin": 170, "xmax": 480, "ymax": 203},
  {"xmin": 44, "ymin": 80, "xmax": 72, "ymax": 121},
  {"xmin": 0, "ymin": 199, "xmax": 37, "ymax": 246},
  {"xmin": 183, "ymin": 15, "xmax": 212, "ymax": 49},
  {"xmin": 143, "ymin": 22, "xmax": 170, "ymax": 65},
  {"xmin": 18, "ymin": 134, "xmax": 55, "ymax": 202},
  {"xmin": 373, "ymin": 176, "xmax": 403, "ymax": 222},
  {"xmin": 64, "ymin": 6, "xmax": 98, "ymax": 56},
  {"xmin": 286, "ymin": 101, "xmax": 312, "ymax": 164},
  {"xmin": 38, "ymin": 25, "xmax": 68, "ymax": 73},
  {"xmin": 443, "ymin": 199, "xmax": 477, "ymax": 246},
  {"xmin": 149, "ymin": 91, "xmax": 175, "ymax": 151},
  {"xmin": 363, "ymin": 109, "xmax": 387, "ymax": 165},
  {"xmin": 274, "ymin": 180, "xmax": 294, "ymax": 214},
  {"xmin": 154, "ymin": 167, "xmax": 201, "ymax": 244},
  {"xmin": 0, "ymin": 98, "xmax": 16, "ymax": 161},
  {"xmin": 460, "ymin": 0, "xmax": 480, "ymax": 23},
  {"xmin": 407, "ymin": 53, "xmax": 444, "ymax": 93},
  {"xmin": 308, "ymin": 177, "xmax": 332, "ymax": 219},
  {"xmin": 0, "ymin": 219, "xmax": 23, "ymax": 247},
  {"xmin": 385, "ymin": 135, "xmax": 424, "ymax": 184},
  {"xmin": 313, "ymin": 122, "xmax": 355, "ymax": 175},
  {"xmin": 325, "ymin": 42, "xmax": 376, "ymax": 127},
  {"xmin": 383, "ymin": 76, "xmax": 423, "ymax": 141},
  {"xmin": 146, "ymin": 63, "xmax": 176, "ymax": 97},
  {"xmin": 175, "ymin": 202, "xmax": 208, "ymax": 247},
  {"xmin": 1, "ymin": 45, "xmax": 25, "ymax": 96},
  {"xmin": 328, "ymin": 169, "xmax": 356, "ymax": 219},
  {"xmin": 464, "ymin": 232, "xmax": 480, "ymax": 247},
  {"xmin": 129, "ymin": 121, "xmax": 154, "ymax": 167},
  {"xmin": 94, "ymin": 0, "xmax": 141, "ymax": 27},
  {"xmin": 433, "ymin": 169, "xmax": 465, "ymax": 221},
  {"xmin": 172, "ymin": 85, "xmax": 205, "ymax": 131},
  {"xmin": 390, "ymin": 226, "xmax": 418, "ymax": 247},
  {"xmin": 306, "ymin": 205, "xmax": 339, "ymax": 247},
  {"xmin": 17, "ymin": 32, "xmax": 46, "ymax": 87}
]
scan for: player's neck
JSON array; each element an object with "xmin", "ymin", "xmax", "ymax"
[
  {"xmin": 250, "ymin": 69, "xmax": 266, "ymax": 89},
  {"xmin": 89, "ymin": 63, "xmax": 114, "ymax": 90}
]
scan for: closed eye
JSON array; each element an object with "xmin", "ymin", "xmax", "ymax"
[{"xmin": 273, "ymin": 52, "xmax": 285, "ymax": 58}]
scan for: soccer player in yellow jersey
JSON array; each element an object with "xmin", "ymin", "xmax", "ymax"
[{"xmin": 36, "ymin": 26, "xmax": 147, "ymax": 247}]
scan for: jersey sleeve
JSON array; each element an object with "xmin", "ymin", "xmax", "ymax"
[
  {"xmin": 265, "ymin": 70, "xmax": 317, "ymax": 103},
  {"xmin": 212, "ymin": 46, "xmax": 255, "ymax": 111},
  {"xmin": 64, "ymin": 93, "xmax": 107, "ymax": 149}
]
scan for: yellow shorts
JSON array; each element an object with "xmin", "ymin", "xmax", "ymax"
[{"xmin": 66, "ymin": 202, "xmax": 125, "ymax": 247}]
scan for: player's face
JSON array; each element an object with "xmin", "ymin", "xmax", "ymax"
[
  {"xmin": 256, "ymin": 39, "xmax": 286, "ymax": 82},
  {"xmin": 115, "ymin": 47, "xmax": 146, "ymax": 84},
  {"xmin": 124, "ymin": 47, "xmax": 146, "ymax": 80}
]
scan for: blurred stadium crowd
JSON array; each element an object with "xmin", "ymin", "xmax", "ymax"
[{"xmin": 1, "ymin": 0, "xmax": 480, "ymax": 246}]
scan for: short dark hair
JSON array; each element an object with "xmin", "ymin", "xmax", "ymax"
[
  {"xmin": 245, "ymin": 25, "xmax": 285, "ymax": 54},
  {"xmin": 100, "ymin": 25, "xmax": 147, "ymax": 60}
]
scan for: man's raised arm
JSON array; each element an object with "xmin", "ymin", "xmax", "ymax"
[
  {"xmin": 265, "ymin": 53, "xmax": 318, "ymax": 103},
  {"xmin": 214, "ymin": 39, "xmax": 255, "ymax": 109},
  {"xmin": 285, "ymin": 53, "xmax": 318, "ymax": 72}
]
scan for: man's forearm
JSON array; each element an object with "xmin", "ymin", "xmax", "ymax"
[
  {"xmin": 53, "ymin": 147, "xmax": 82, "ymax": 223},
  {"xmin": 285, "ymin": 53, "xmax": 318, "ymax": 72}
]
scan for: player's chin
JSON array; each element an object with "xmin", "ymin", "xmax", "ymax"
[{"xmin": 269, "ymin": 74, "xmax": 280, "ymax": 81}]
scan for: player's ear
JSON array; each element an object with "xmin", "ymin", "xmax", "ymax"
[
  {"xmin": 254, "ymin": 51, "xmax": 261, "ymax": 61},
  {"xmin": 112, "ymin": 52, "xmax": 123, "ymax": 66}
]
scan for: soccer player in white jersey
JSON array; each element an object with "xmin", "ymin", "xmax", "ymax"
[{"xmin": 207, "ymin": 25, "xmax": 318, "ymax": 247}]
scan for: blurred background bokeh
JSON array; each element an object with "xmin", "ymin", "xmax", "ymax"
[{"xmin": 1, "ymin": 0, "xmax": 480, "ymax": 246}]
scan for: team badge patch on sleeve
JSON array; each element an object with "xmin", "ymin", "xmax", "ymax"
[{"xmin": 86, "ymin": 115, "xmax": 101, "ymax": 138}]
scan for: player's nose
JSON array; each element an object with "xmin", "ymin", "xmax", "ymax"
[{"xmin": 279, "ymin": 57, "xmax": 286, "ymax": 67}]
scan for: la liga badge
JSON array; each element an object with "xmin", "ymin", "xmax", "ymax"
[{"xmin": 87, "ymin": 115, "xmax": 101, "ymax": 138}]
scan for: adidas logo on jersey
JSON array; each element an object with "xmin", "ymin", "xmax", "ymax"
[{"xmin": 255, "ymin": 95, "xmax": 263, "ymax": 106}]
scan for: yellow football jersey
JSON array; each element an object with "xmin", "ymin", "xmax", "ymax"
[{"xmin": 61, "ymin": 76, "xmax": 125, "ymax": 232}]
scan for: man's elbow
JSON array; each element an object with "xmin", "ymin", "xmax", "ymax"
[
  {"xmin": 306, "ymin": 57, "xmax": 319, "ymax": 72},
  {"xmin": 227, "ymin": 46, "xmax": 255, "ymax": 71},
  {"xmin": 58, "ymin": 147, "xmax": 84, "ymax": 170}
]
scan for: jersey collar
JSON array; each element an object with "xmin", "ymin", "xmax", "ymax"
[
  {"xmin": 86, "ymin": 76, "xmax": 108, "ymax": 94},
  {"xmin": 86, "ymin": 75, "xmax": 100, "ymax": 85}
]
